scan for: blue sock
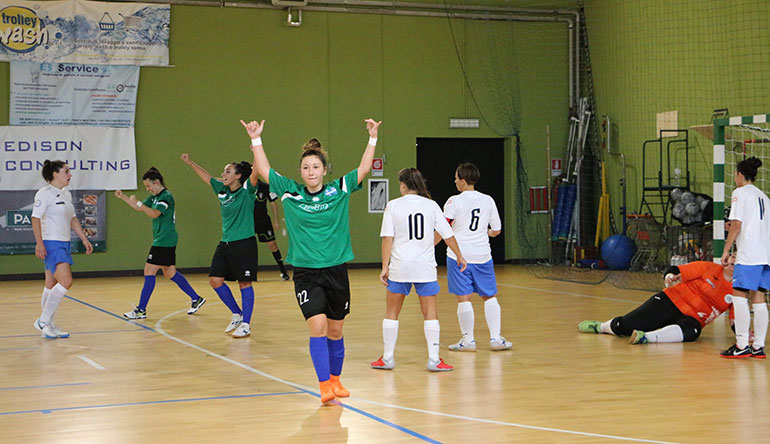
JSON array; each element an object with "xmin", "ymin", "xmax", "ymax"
[
  {"xmin": 309, "ymin": 336, "xmax": 330, "ymax": 382},
  {"xmin": 170, "ymin": 272, "xmax": 199, "ymax": 301},
  {"xmin": 137, "ymin": 275, "xmax": 155, "ymax": 311},
  {"xmin": 214, "ymin": 284, "xmax": 241, "ymax": 314},
  {"xmin": 327, "ymin": 337, "xmax": 345, "ymax": 376},
  {"xmin": 241, "ymin": 286, "xmax": 254, "ymax": 324}
]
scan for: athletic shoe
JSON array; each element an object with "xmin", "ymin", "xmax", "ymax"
[
  {"xmin": 49, "ymin": 324, "xmax": 70, "ymax": 338},
  {"xmin": 231, "ymin": 322, "xmax": 251, "ymax": 338},
  {"xmin": 187, "ymin": 297, "xmax": 206, "ymax": 315},
  {"xmin": 720, "ymin": 344, "xmax": 752, "ymax": 359},
  {"xmin": 578, "ymin": 320, "xmax": 601, "ymax": 334},
  {"xmin": 33, "ymin": 318, "xmax": 45, "ymax": 332},
  {"xmin": 225, "ymin": 314, "xmax": 242, "ymax": 333},
  {"xmin": 329, "ymin": 375, "xmax": 349, "ymax": 397},
  {"xmin": 448, "ymin": 338, "xmax": 476, "ymax": 352},
  {"xmin": 490, "ymin": 337, "xmax": 513, "ymax": 351},
  {"xmin": 628, "ymin": 330, "xmax": 648, "ymax": 345},
  {"xmin": 319, "ymin": 380, "xmax": 336, "ymax": 404},
  {"xmin": 427, "ymin": 358, "xmax": 454, "ymax": 372},
  {"xmin": 40, "ymin": 322, "xmax": 58, "ymax": 339},
  {"xmin": 123, "ymin": 307, "xmax": 147, "ymax": 320},
  {"xmin": 751, "ymin": 346, "xmax": 766, "ymax": 359},
  {"xmin": 370, "ymin": 355, "xmax": 395, "ymax": 370},
  {"xmin": 280, "ymin": 272, "xmax": 290, "ymax": 281}
]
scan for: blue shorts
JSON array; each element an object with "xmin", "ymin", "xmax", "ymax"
[
  {"xmin": 43, "ymin": 240, "xmax": 73, "ymax": 272},
  {"xmin": 732, "ymin": 264, "xmax": 770, "ymax": 292},
  {"xmin": 447, "ymin": 257, "xmax": 498, "ymax": 297},
  {"xmin": 386, "ymin": 280, "xmax": 440, "ymax": 297}
]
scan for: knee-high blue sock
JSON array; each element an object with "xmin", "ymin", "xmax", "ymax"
[
  {"xmin": 170, "ymin": 272, "xmax": 199, "ymax": 301},
  {"xmin": 137, "ymin": 275, "xmax": 156, "ymax": 310},
  {"xmin": 309, "ymin": 336, "xmax": 330, "ymax": 382},
  {"xmin": 327, "ymin": 337, "xmax": 345, "ymax": 376},
  {"xmin": 214, "ymin": 284, "xmax": 241, "ymax": 314},
  {"xmin": 241, "ymin": 286, "xmax": 254, "ymax": 324}
]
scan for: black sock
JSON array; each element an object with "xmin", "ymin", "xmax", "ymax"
[{"xmin": 273, "ymin": 250, "xmax": 287, "ymax": 274}]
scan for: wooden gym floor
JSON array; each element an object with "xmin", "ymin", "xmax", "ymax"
[{"xmin": 0, "ymin": 265, "xmax": 767, "ymax": 443}]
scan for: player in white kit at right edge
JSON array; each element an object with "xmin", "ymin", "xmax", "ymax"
[{"xmin": 443, "ymin": 162, "xmax": 512, "ymax": 352}]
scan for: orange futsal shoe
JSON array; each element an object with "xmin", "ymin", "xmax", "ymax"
[
  {"xmin": 319, "ymin": 379, "xmax": 336, "ymax": 404},
  {"xmin": 329, "ymin": 375, "xmax": 350, "ymax": 398}
]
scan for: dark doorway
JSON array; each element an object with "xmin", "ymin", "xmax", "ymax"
[{"xmin": 416, "ymin": 138, "xmax": 505, "ymax": 265}]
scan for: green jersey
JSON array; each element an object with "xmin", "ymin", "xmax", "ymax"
[
  {"xmin": 209, "ymin": 178, "xmax": 258, "ymax": 242},
  {"xmin": 269, "ymin": 168, "xmax": 361, "ymax": 268},
  {"xmin": 142, "ymin": 188, "xmax": 178, "ymax": 247}
]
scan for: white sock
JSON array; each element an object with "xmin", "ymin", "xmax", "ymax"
[
  {"xmin": 40, "ymin": 283, "xmax": 67, "ymax": 324},
  {"xmin": 457, "ymin": 301, "xmax": 475, "ymax": 343},
  {"xmin": 644, "ymin": 325, "xmax": 684, "ymax": 343},
  {"xmin": 733, "ymin": 297, "xmax": 751, "ymax": 349},
  {"xmin": 424, "ymin": 319, "xmax": 440, "ymax": 362},
  {"xmin": 484, "ymin": 297, "xmax": 502, "ymax": 340},
  {"xmin": 41, "ymin": 287, "xmax": 52, "ymax": 311},
  {"xmin": 752, "ymin": 303, "xmax": 769, "ymax": 348},
  {"xmin": 382, "ymin": 318, "xmax": 399, "ymax": 360},
  {"xmin": 600, "ymin": 320, "xmax": 615, "ymax": 335}
]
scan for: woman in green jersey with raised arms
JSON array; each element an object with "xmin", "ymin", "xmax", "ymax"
[
  {"xmin": 180, "ymin": 154, "xmax": 260, "ymax": 338},
  {"xmin": 241, "ymin": 117, "xmax": 381, "ymax": 404},
  {"xmin": 116, "ymin": 167, "xmax": 206, "ymax": 320}
]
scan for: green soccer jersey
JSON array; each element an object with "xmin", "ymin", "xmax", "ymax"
[
  {"xmin": 142, "ymin": 188, "xmax": 178, "ymax": 247},
  {"xmin": 269, "ymin": 168, "xmax": 361, "ymax": 268},
  {"xmin": 209, "ymin": 178, "xmax": 258, "ymax": 242}
]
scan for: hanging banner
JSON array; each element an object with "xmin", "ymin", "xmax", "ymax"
[
  {"xmin": 0, "ymin": 189, "xmax": 107, "ymax": 254},
  {"xmin": 10, "ymin": 61, "xmax": 140, "ymax": 127},
  {"xmin": 0, "ymin": 126, "xmax": 137, "ymax": 191},
  {"xmin": 0, "ymin": 0, "xmax": 170, "ymax": 66}
]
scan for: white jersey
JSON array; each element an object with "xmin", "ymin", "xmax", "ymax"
[
  {"xmin": 380, "ymin": 194, "xmax": 455, "ymax": 282},
  {"xmin": 443, "ymin": 190, "xmax": 501, "ymax": 263},
  {"xmin": 31, "ymin": 184, "xmax": 75, "ymax": 242},
  {"xmin": 729, "ymin": 184, "xmax": 770, "ymax": 265}
]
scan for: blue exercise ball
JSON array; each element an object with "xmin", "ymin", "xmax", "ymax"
[{"xmin": 601, "ymin": 234, "xmax": 637, "ymax": 270}]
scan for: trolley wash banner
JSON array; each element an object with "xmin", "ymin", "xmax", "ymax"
[
  {"xmin": 0, "ymin": 189, "xmax": 106, "ymax": 254},
  {"xmin": 0, "ymin": 126, "xmax": 137, "ymax": 191},
  {"xmin": 0, "ymin": 0, "xmax": 170, "ymax": 66},
  {"xmin": 11, "ymin": 61, "xmax": 140, "ymax": 127}
]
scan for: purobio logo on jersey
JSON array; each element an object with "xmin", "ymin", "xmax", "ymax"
[{"xmin": 0, "ymin": 6, "xmax": 49, "ymax": 54}]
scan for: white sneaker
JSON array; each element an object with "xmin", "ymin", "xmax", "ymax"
[
  {"xmin": 490, "ymin": 336, "xmax": 513, "ymax": 351},
  {"xmin": 33, "ymin": 318, "xmax": 45, "ymax": 332},
  {"xmin": 187, "ymin": 297, "xmax": 206, "ymax": 315},
  {"xmin": 123, "ymin": 307, "xmax": 147, "ymax": 319},
  {"xmin": 225, "ymin": 314, "xmax": 243, "ymax": 333},
  {"xmin": 49, "ymin": 324, "xmax": 70, "ymax": 338},
  {"xmin": 40, "ymin": 322, "xmax": 59, "ymax": 339},
  {"xmin": 448, "ymin": 338, "xmax": 476, "ymax": 352},
  {"xmin": 231, "ymin": 322, "xmax": 251, "ymax": 338}
]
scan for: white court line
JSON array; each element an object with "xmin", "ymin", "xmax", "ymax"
[
  {"xmin": 77, "ymin": 355, "xmax": 106, "ymax": 370},
  {"xmin": 499, "ymin": 282, "xmax": 647, "ymax": 304},
  {"xmin": 153, "ymin": 299, "xmax": 686, "ymax": 444}
]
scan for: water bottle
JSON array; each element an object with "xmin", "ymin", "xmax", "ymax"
[{"xmin": 673, "ymin": 167, "xmax": 682, "ymax": 187}]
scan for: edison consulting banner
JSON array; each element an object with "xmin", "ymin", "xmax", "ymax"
[
  {"xmin": 11, "ymin": 61, "xmax": 140, "ymax": 127},
  {"xmin": 0, "ymin": 126, "xmax": 137, "ymax": 191},
  {"xmin": 0, "ymin": 0, "xmax": 170, "ymax": 66}
]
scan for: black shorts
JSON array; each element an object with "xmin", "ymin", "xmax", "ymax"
[
  {"xmin": 293, "ymin": 263, "xmax": 351, "ymax": 320},
  {"xmin": 611, "ymin": 291, "xmax": 702, "ymax": 341},
  {"xmin": 209, "ymin": 237, "xmax": 258, "ymax": 282},
  {"xmin": 147, "ymin": 246, "xmax": 176, "ymax": 266},
  {"xmin": 255, "ymin": 223, "xmax": 276, "ymax": 243}
]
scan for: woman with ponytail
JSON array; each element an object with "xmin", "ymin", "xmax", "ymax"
[
  {"xmin": 32, "ymin": 160, "xmax": 93, "ymax": 339},
  {"xmin": 721, "ymin": 156, "xmax": 770, "ymax": 358},
  {"xmin": 371, "ymin": 167, "xmax": 467, "ymax": 372},
  {"xmin": 241, "ymin": 117, "xmax": 380, "ymax": 404},
  {"xmin": 180, "ymin": 154, "xmax": 259, "ymax": 338},
  {"xmin": 115, "ymin": 167, "xmax": 206, "ymax": 320}
]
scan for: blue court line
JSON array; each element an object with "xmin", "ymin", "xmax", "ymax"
[
  {"xmin": 0, "ymin": 328, "xmax": 147, "ymax": 339},
  {"xmin": 0, "ymin": 382, "xmax": 90, "ymax": 391},
  {"xmin": 64, "ymin": 295, "xmax": 156, "ymax": 332},
  {"xmin": 0, "ymin": 391, "xmax": 304, "ymax": 416}
]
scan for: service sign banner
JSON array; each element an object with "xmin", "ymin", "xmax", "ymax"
[
  {"xmin": 0, "ymin": 0, "xmax": 169, "ymax": 66},
  {"xmin": 11, "ymin": 61, "xmax": 140, "ymax": 127},
  {"xmin": 0, "ymin": 126, "xmax": 137, "ymax": 191}
]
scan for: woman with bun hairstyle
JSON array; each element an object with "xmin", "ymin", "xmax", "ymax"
[
  {"xmin": 32, "ymin": 160, "xmax": 93, "ymax": 339},
  {"xmin": 180, "ymin": 154, "xmax": 259, "ymax": 338},
  {"xmin": 720, "ymin": 156, "xmax": 770, "ymax": 358},
  {"xmin": 115, "ymin": 167, "xmax": 206, "ymax": 320},
  {"xmin": 241, "ymin": 117, "xmax": 381, "ymax": 404}
]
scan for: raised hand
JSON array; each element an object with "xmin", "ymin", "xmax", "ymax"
[
  {"xmin": 181, "ymin": 153, "xmax": 191, "ymax": 165},
  {"xmin": 128, "ymin": 195, "xmax": 138, "ymax": 205},
  {"xmin": 240, "ymin": 119, "xmax": 265, "ymax": 139},
  {"xmin": 365, "ymin": 118, "xmax": 382, "ymax": 138},
  {"xmin": 115, "ymin": 190, "xmax": 124, "ymax": 198}
]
